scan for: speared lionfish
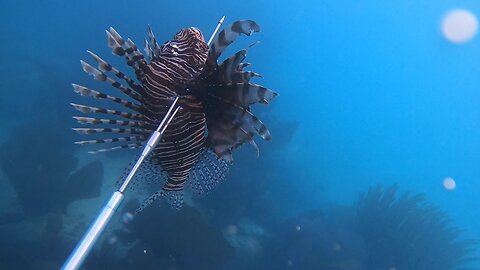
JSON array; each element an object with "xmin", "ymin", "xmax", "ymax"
[{"xmin": 71, "ymin": 20, "xmax": 277, "ymax": 210}]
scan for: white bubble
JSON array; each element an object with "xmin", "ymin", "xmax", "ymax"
[
  {"xmin": 443, "ymin": 177, "xmax": 456, "ymax": 191},
  {"xmin": 107, "ymin": 236, "xmax": 117, "ymax": 245},
  {"xmin": 295, "ymin": 225, "xmax": 301, "ymax": 231},
  {"xmin": 333, "ymin": 242, "xmax": 342, "ymax": 251},
  {"xmin": 442, "ymin": 9, "xmax": 478, "ymax": 44},
  {"xmin": 226, "ymin": 224, "xmax": 238, "ymax": 235},
  {"xmin": 122, "ymin": 212, "xmax": 134, "ymax": 224}
]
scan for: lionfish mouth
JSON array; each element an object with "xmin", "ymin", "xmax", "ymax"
[{"xmin": 71, "ymin": 19, "xmax": 277, "ymax": 211}]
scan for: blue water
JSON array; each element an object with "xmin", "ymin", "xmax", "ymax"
[{"xmin": 1, "ymin": 0, "xmax": 480, "ymax": 269}]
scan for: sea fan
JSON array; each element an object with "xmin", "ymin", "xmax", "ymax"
[{"xmin": 355, "ymin": 184, "xmax": 478, "ymax": 270}]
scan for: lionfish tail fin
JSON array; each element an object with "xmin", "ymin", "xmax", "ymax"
[
  {"xmin": 189, "ymin": 149, "xmax": 230, "ymax": 196},
  {"xmin": 135, "ymin": 190, "xmax": 184, "ymax": 214},
  {"xmin": 209, "ymin": 83, "xmax": 277, "ymax": 106},
  {"xmin": 134, "ymin": 149, "xmax": 230, "ymax": 213}
]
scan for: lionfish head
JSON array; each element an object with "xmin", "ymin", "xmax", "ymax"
[{"xmin": 174, "ymin": 27, "xmax": 205, "ymax": 43}]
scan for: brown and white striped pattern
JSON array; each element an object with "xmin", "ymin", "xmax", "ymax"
[
  {"xmin": 138, "ymin": 28, "xmax": 209, "ymax": 191},
  {"xmin": 72, "ymin": 20, "xmax": 277, "ymax": 210}
]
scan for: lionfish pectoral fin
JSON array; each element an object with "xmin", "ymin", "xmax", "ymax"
[
  {"xmin": 209, "ymin": 83, "xmax": 277, "ymax": 107},
  {"xmin": 216, "ymin": 42, "xmax": 259, "ymax": 83},
  {"xmin": 207, "ymin": 20, "xmax": 261, "ymax": 67},
  {"xmin": 241, "ymin": 127, "xmax": 260, "ymax": 158},
  {"xmin": 221, "ymin": 106, "xmax": 272, "ymax": 141}
]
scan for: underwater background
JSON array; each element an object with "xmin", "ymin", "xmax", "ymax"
[{"xmin": 1, "ymin": 0, "xmax": 480, "ymax": 269}]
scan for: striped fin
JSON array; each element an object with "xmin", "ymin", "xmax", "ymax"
[
  {"xmin": 106, "ymin": 27, "xmax": 145, "ymax": 74},
  {"xmin": 224, "ymin": 106, "xmax": 272, "ymax": 141},
  {"xmin": 72, "ymin": 84, "xmax": 143, "ymax": 112},
  {"xmin": 73, "ymin": 116, "xmax": 148, "ymax": 128},
  {"xmin": 238, "ymin": 127, "xmax": 259, "ymax": 156},
  {"xmin": 106, "ymin": 29, "xmax": 125, "ymax": 56},
  {"xmin": 215, "ymin": 43, "xmax": 261, "ymax": 83},
  {"xmin": 219, "ymin": 42, "xmax": 258, "ymax": 70},
  {"xmin": 217, "ymin": 48, "xmax": 248, "ymax": 82},
  {"xmin": 209, "ymin": 122, "xmax": 259, "ymax": 161},
  {"xmin": 70, "ymin": 103, "xmax": 145, "ymax": 120},
  {"xmin": 238, "ymin": 62, "xmax": 251, "ymax": 71},
  {"xmin": 86, "ymin": 50, "xmax": 144, "ymax": 94},
  {"xmin": 87, "ymin": 142, "xmax": 144, "ymax": 154},
  {"xmin": 73, "ymin": 127, "xmax": 150, "ymax": 135},
  {"xmin": 144, "ymin": 38, "xmax": 153, "ymax": 61},
  {"xmin": 207, "ymin": 20, "xmax": 261, "ymax": 67},
  {"xmin": 147, "ymin": 25, "xmax": 161, "ymax": 58},
  {"xmin": 126, "ymin": 38, "xmax": 145, "ymax": 66},
  {"xmin": 231, "ymin": 71, "xmax": 262, "ymax": 83},
  {"xmin": 80, "ymin": 60, "xmax": 143, "ymax": 102},
  {"xmin": 209, "ymin": 82, "xmax": 278, "ymax": 107},
  {"xmin": 75, "ymin": 136, "xmax": 145, "ymax": 145}
]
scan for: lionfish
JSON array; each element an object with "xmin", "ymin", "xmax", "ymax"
[{"xmin": 71, "ymin": 20, "xmax": 277, "ymax": 210}]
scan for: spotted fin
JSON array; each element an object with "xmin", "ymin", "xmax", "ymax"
[
  {"xmin": 189, "ymin": 150, "xmax": 230, "ymax": 195},
  {"xmin": 131, "ymin": 149, "xmax": 230, "ymax": 212}
]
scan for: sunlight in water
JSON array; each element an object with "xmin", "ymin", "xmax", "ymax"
[{"xmin": 442, "ymin": 9, "xmax": 478, "ymax": 44}]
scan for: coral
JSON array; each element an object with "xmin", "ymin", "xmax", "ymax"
[
  {"xmin": 0, "ymin": 122, "xmax": 104, "ymax": 216},
  {"xmin": 0, "ymin": 122, "xmax": 77, "ymax": 215},
  {"xmin": 91, "ymin": 203, "xmax": 234, "ymax": 270},
  {"xmin": 263, "ymin": 185, "xmax": 478, "ymax": 270},
  {"xmin": 265, "ymin": 210, "xmax": 366, "ymax": 270},
  {"xmin": 63, "ymin": 160, "xmax": 104, "ymax": 204},
  {"xmin": 354, "ymin": 184, "xmax": 478, "ymax": 270}
]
